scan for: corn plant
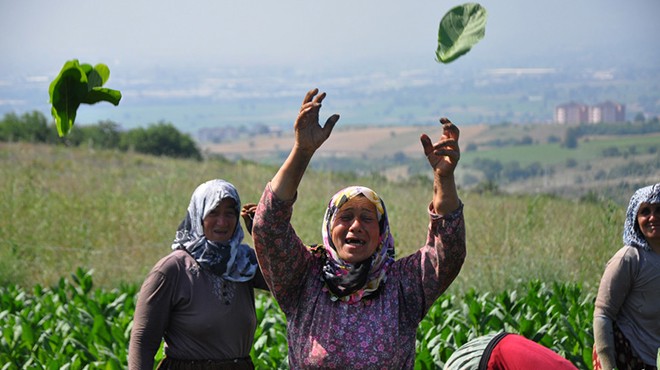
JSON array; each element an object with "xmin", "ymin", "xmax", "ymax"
[
  {"xmin": 416, "ymin": 280, "xmax": 594, "ymax": 369},
  {"xmin": 1, "ymin": 270, "xmax": 594, "ymax": 369}
]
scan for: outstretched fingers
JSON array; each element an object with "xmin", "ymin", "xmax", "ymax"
[
  {"xmin": 440, "ymin": 117, "xmax": 460, "ymax": 142},
  {"xmin": 322, "ymin": 114, "xmax": 340, "ymax": 137},
  {"xmin": 300, "ymin": 88, "xmax": 326, "ymax": 114},
  {"xmin": 420, "ymin": 133, "xmax": 434, "ymax": 156},
  {"xmin": 420, "ymin": 117, "xmax": 461, "ymax": 170},
  {"xmin": 302, "ymin": 88, "xmax": 319, "ymax": 106}
]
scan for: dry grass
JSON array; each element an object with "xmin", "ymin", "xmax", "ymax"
[{"xmin": 1, "ymin": 142, "xmax": 623, "ymax": 296}]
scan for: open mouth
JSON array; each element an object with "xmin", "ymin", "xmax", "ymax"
[{"xmin": 345, "ymin": 237, "xmax": 365, "ymax": 246}]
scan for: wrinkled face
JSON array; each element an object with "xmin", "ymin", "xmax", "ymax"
[
  {"xmin": 203, "ymin": 198, "xmax": 238, "ymax": 242},
  {"xmin": 637, "ymin": 202, "xmax": 660, "ymax": 249},
  {"xmin": 331, "ymin": 196, "xmax": 380, "ymax": 264}
]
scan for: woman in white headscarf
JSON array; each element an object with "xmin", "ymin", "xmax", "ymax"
[
  {"xmin": 593, "ymin": 183, "xmax": 660, "ymax": 370},
  {"xmin": 129, "ymin": 179, "xmax": 268, "ymax": 370}
]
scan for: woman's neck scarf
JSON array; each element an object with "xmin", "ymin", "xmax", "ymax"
[
  {"xmin": 623, "ymin": 183, "xmax": 660, "ymax": 252},
  {"xmin": 309, "ymin": 186, "xmax": 395, "ymax": 304},
  {"xmin": 171, "ymin": 179, "xmax": 258, "ymax": 282}
]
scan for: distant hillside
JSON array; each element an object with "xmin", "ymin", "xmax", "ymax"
[{"xmin": 202, "ymin": 121, "xmax": 660, "ymax": 205}]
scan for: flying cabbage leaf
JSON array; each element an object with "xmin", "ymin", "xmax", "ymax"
[
  {"xmin": 48, "ymin": 60, "xmax": 122, "ymax": 137},
  {"xmin": 436, "ymin": 3, "xmax": 488, "ymax": 64}
]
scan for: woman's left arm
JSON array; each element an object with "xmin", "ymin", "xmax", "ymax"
[
  {"xmin": 420, "ymin": 117, "xmax": 461, "ymax": 215},
  {"xmin": 415, "ymin": 118, "xmax": 466, "ymax": 310}
]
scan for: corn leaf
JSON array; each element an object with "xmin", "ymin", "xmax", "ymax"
[
  {"xmin": 436, "ymin": 3, "xmax": 487, "ymax": 64},
  {"xmin": 48, "ymin": 60, "xmax": 121, "ymax": 137}
]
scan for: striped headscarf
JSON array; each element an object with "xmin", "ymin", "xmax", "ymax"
[
  {"xmin": 311, "ymin": 186, "xmax": 395, "ymax": 304},
  {"xmin": 623, "ymin": 183, "xmax": 660, "ymax": 252},
  {"xmin": 172, "ymin": 179, "xmax": 258, "ymax": 282}
]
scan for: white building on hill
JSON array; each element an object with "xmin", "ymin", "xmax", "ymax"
[{"xmin": 555, "ymin": 101, "xmax": 625, "ymax": 124}]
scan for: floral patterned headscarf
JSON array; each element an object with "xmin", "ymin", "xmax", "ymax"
[
  {"xmin": 171, "ymin": 179, "xmax": 258, "ymax": 282},
  {"xmin": 310, "ymin": 186, "xmax": 395, "ymax": 303},
  {"xmin": 623, "ymin": 183, "xmax": 660, "ymax": 252}
]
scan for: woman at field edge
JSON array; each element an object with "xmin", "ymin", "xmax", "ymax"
[
  {"xmin": 593, "ymin": 183, "xmax": 660, "ymax": 370},
  {"xmin": 128, "ymin": 179, "xmax": 268, "ymax": 370},
  {"xmin": 251, "ymin": 88, "xmax": 466, "ymax": 368}
]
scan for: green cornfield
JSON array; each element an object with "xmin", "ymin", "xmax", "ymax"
[
  {"xmin": 0, "ymin": 269, "xmax": 595, "ymax": 369},
  {"xmin": 1, "ymin": 143, "xmax": 623, "ymax": 369}
]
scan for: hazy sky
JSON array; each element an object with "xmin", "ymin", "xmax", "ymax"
[
  {"xmin": 1, "ymin": 0, "xmax": 659, "ymax": 128},
  {"xmin": 2, "ymin": 0, "xmax": 659, "ymax": 74}
]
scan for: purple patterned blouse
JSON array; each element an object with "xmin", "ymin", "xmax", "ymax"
[{"xmin": 252, "ymin": 184, "xmax": 466, "ymax": 369}]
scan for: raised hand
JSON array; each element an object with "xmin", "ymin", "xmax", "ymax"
[
  {"xmin": 420, "ymin": 118, "xmax": 461, "ymax": 177},
  {"xmin": 269, "ymin": 89, "xmax": 341, "ymax": 201},
  {"xmin": 241, "ymin": 203, "xmax": 257, "ymax": 235},
  {"xmin": 294, "ymin": 88, "xmax": 340, "ymax": 154}
]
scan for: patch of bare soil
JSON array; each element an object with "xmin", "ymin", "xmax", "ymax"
[{"xmin": 202, "ymin": 124, "xmax": 489, "ymax": 160}]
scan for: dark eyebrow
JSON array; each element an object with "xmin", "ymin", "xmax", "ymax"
[{"xmin": 339, "ymin": 206, "xmax": 376, "ymax": 215}]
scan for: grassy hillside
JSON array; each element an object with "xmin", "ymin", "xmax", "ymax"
[{"xmin": 1, "ymin": 142, "xmax": 625, "ymax": 296}]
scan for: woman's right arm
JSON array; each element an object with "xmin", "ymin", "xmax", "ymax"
[
  {"xmin": 128, "ymin": 270, "xmax": 171, "ymax": 370},
  {"xmin": 253, "ymin": 88, "xmax": 339, "ymax": 309},
  {"xmin": 593, "ymin": 248, "xmax": 634, "ymax": 370},
  {"xmin": 252, "ymin": 184, "xmax": 314, "ymax": 305}
]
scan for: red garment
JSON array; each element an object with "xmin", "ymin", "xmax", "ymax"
[{"xmin": 487, "ymin": 334, "xmax": 577, "ymax": 370}]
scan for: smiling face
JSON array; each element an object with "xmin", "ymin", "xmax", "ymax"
[
  {"xmin": 203, "ymin": 198, "xmax": 238, "ymax": 243},
  {"xmin": 330, "ymin": 195, "xmax": 381, "ymax": 264},
  {"xmin": 637, "ymin": 202, "xmax": 660, "ymax": 252}
]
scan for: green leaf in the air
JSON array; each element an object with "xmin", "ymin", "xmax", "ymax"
[
  {"xmin": 48, "ymin": 60, "xmax": 122, "ymax": 137},
  {"xmin": 436, "ymin": 3, "xmax": 488, "ymax": 64},
  {"xmin": 82, "ymin": 87, "xmax": 122, "ymax": 106},
  {"xmin": 48, "ymin": 60, "xmax": 88, "ymax": 137}
]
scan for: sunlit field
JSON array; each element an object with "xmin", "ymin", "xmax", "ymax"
[
  {"xmin": 1, "ymin": 142, "xmax": 622, "ymax": 292},
  {"xmin": 1, "ymin": 142, "xmax": 626, "ymax": 369}
]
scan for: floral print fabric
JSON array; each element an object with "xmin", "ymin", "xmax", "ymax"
[
  {"xmin": 318, "ymin": 186, "xmax": 394, "ymax": 303},
  {"xmin": 252, "ymin": 184, "xmax": 466, "ymax": 369}
]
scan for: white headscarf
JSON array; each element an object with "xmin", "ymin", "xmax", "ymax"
[
  {"xmin": 172, "ymin": 179, "xmax": 258, "ymax": 282},
  {"xmin": 623, "ymin": 183, "xmax": 660, "ymax": 252}
]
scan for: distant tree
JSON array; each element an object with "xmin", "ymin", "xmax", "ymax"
[
  {"xmin": 472, "ymin": 179, "xmax": 500, "ymax": 194},
  {"xmin": 472, "ymin": 157, "xmax": 502, "ymax": 181},
  {"xmin": 392, "ymin": 151, "xmax": 407, "ymax": 164},
  {"xmin": 464, "ymin": 142, "xmax": 478, "ymax": 152},
  {"xmin": 119, "ymin": 121, "xmax": 202, "ymax": 160},
  {"xmin": 594, "ymin": 170, "xmax": 607, "ymax": 180},
  {"xmin": 502, "ymin": 161, "xmax": 523, "ymax": 180},
  {"xmin": 86, "ymin": 121, "xmax": 122, "ymax": 149},
  {"xmin": 563, "ymin": 127, "xmax": 579, "ymax": 149},
  {"xmin": 602, "ymin": 147, "xmax": 621, "ymax": 157},
  {"xmin": 0, "ymin": 111, "xmax": 52, "ymax": 143},
  {"xmin": 580, "ymin": 190, "xmax": 601, "ymax": 204},
  {"xmin": 526, "ymin": 162, "xmax": 544, "ymax": 177},
  {"xmin": 62, "ymin": 120, "xmax": 122, "ymax": 149},
  {"xmin": 633, "ymin": 112, "xmax": 645, "ymax": 122},
  {"xmin": 547, "ymin": 135, "xmax": 561, "ymax": 144}
]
